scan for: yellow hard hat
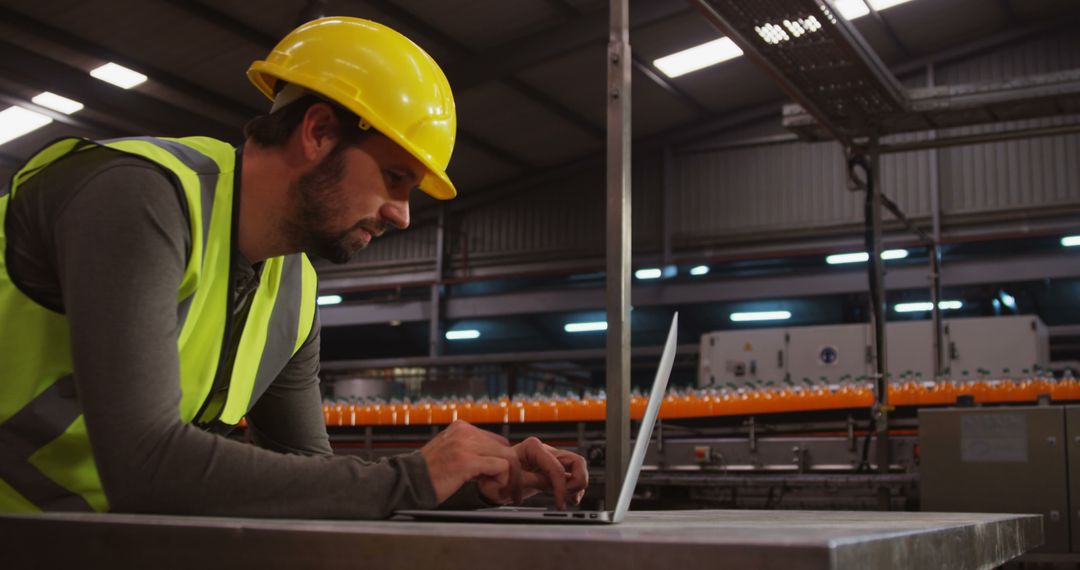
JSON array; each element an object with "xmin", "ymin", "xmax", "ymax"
[{"xmin": 248, "ymin": 17, "xmax": 458, "ymax": 200}]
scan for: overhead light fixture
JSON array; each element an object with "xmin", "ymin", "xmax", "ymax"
[
  {"xmin": 826, "ymin": 252, "xmax": 870, "ymax": 264},
  {"xmin": 316, "ymin": 294, "xmax": 343, "ymax": 306},
  {"xmin": 689, "ymin": 265, "xmax": 710, "ymax": 276},
  {"xmin": 868, "ymin": 0, "xmax": 916, "ymax": 10},
  {"xmin": 565, "ymin": 321, "xmax": 608, "ymax": 333},
  {"xmin": 635, "ymin": 268, "xmax": 663, "ymax": 280},
  {"xmin": 894, "ymin": 300, "xmax": 963, "ymax": 313},
  {"xmin": 653, "ymin": 37, "xmax": 743, "ymax": 79},
  {"xmin": 730, "ymin": 310, "xmax": 792, "ymax": 322},
  {"xmin": 832, "ymin": 0, "xmax": 871, "ymax": 19},
  {"xmin": 826, "ymin": 249, "xmax": 908, "ymax": 264},
  {"xmin": 1062, "ymin": 235, "xmax": 1080, "ymax": 247},
  {"xmin": 31, "ymin": 92, "xmax": 84, "ymax": 115},
  {"xmin": 90, "ymin": 62, "xmax": 148, "ymax": 89},
  {"xmin": 999, "ymin": 291, "xmax": 1017, "ymax": 311},
  {"xmin": 755, "ymin": 15, "xmax": 822, "ymax": 45},
  {"xmin": 0, "ymin": 106, "xmax": 53, "ymax": 146},
  {"xmin": 445, "ymin": 329, "xmax": 480, "ymax": 340}
]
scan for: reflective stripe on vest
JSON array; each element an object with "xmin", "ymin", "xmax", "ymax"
[{"xmin": 0, "ymin": 136, "xmax": 318, "ymax": 512}]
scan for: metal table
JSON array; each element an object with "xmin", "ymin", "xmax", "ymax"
[{"xmin": 2, "ymin": 509, "xmax": 1040, "ymax": 569}]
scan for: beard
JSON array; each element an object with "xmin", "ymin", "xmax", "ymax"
[{"xmin": 290, "ymin": 144, "xmax": 385, "ymax": 265}]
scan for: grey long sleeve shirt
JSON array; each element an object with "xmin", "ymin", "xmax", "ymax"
[{"xmin": 4, "ymin": 144, "xmax": 446, "ymax": 518}]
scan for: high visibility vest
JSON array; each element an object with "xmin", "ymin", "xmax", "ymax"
[{"xmin": 0, "ymin": 137, "xmax": 318, "ymax": 512}]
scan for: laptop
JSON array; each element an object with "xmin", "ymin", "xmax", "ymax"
[{"xmin": 396, "ymin": 312, "xmax": 678, "ymax": 524}]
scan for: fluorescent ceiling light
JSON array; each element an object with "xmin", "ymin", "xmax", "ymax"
[
  {"xmin": 826, "ymin": 249, "xmax": 908, "ymax": 264},
  {"xmin": 90, "ymin": 62, "xmax": 148, "ymax": 89},
  {"xmin": 832, "ymin": 0, "xmax": 870, "ymax": 19},
  {"xmin": 689, "ymin": 265, "xmax": 710, "ymax": 276},
  {"xmin": 635, "ymin": 268, "xmax": 662, "ymax": 280},
  {"xmin": 826, "ymin": 252, "xmax": 870, "ymax": 264},
  {"xmin": 1063, "ymin": 235, "xmax": 1080, "ymax": 247},
  {"xmin": 0, "ymin": 106, "xmax": 52, "ymax": 146},
  {"xmin": 730, "ymin": 310, "xmax": 792, "ymax": 322},
  {"xmin": 565, "ymin": 321, "xmax": 608, "ymax": 333},
  {"xmin": 868, "ymin": 0, "xmax": 916, "ymax": 10},
  {"xmin": 894, "ymin": 300, "xmax": 963, "ymax": 313},
  {"xmin": 653, "ymin": 37, "xmax": 743, "ymax": 78},
  {"xmin": 445, "ymin": 329, "xmax": 480, "ymax": 340},
  {"xmin": 31, "ymin": 92, "xmax": 84, "ymax": 115},
  {"xmin": 316, "ymin": 294, "xmax": 342, "ymax": 306}
]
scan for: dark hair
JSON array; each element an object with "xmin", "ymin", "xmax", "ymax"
[{"xmin": 244, "ymin": 92, "xmax": 371, "ymax": 147}]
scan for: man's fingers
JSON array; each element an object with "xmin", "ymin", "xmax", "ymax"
[
  {"xmin": 556, "ymin": 452, "xmax": 589, "ymax": 493},
  {"xmin": 522, "ymin": 438, "xmax": 568, "ymax": 510}
]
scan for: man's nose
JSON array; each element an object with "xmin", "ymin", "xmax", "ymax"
[{"xmin": 381, "ymin": 198, "xmax": 410, "ymax": 230}]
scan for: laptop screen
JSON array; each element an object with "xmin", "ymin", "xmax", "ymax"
[{"xmin": 612, "ymin": 312, "xmax": 678, "ymax": 522}]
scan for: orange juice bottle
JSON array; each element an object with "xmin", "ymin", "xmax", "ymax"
[
  {"xmin": 322, "ymin": 400, "xmax": 332, "ymax": 426},
  {"xmin": 629, "ymin": 389, "xmax": 646, "ymax": 421},
  {"xmin": 727, "ymin": 383, "xmax": 749, "ymax": 415},
  {"xmin": 414, "ymin": 398, "xmax": 433, "ymax": 425},
  {"xmin": 559, "ymin": 394, "xmax": 579, "ymax": 422},
  {"xmin": 331, "ymin": 399, "xmax": 347, "ymax": 426},
  {"xmin": 511, "ymin": 395, "xmax": 527, "ymax": 423},
  {"xmin": 430, "ymin": 398, "xmax": 452, "ymax": 425},
  {"xmin": 472, "ymin": 396, "xmax": 490, "ymax": 424},
  {"xmin": 496, "ymin": 394, "xmax": 511, "ymax": 423}
]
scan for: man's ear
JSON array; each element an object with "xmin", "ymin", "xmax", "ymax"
[{"xmin": 297, "ymin": 102, "xmax": 340, "ymax": 163}]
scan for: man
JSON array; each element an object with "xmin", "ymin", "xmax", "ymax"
[{"xmin": 0, "ymin": 17, "xmax": 587, "ymax": 518}]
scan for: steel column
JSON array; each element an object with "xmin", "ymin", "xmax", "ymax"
[
  {"xmin": 428, "ymin": 207, "xmax": 446, "ymax": 358},
  {"xmin": 927, "ymin": 63, "xmax": 945, "ymax": 378},
  {"xmin": 605, "ymin": 0, "xmax": 632, "ymax": 510},
  {"xmin": 865, "ymin": 140, "xmax": 892, "ymax": 505}
]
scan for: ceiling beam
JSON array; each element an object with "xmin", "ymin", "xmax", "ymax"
[
  {"xmin": 0, "ymin": 5, "xmax": 260, "ymax": 122},
  {"xmin": 0, "ymin": 39, "xmax": 239, "ymax": 141},
  {"xmin": 160, "ymin": 0, "xmax": 281, "ymax": 47},
  {"xmin": 359, "ymin": 0, "xmax": 604, "ymax": 140},
  {"xmin": 443, "ymin": 1, "xmax": 692, "ymax": 91},
  {"xmin": 630, "ymin": 53, "xmax": 711, "ymax": 116},
  {"xmin": 863, "ymin": 3, "xmax": 913, "ymax": 59},
  {"xmin": 0, "ymin": 89, "xmax": 121, "ymax": 137}
]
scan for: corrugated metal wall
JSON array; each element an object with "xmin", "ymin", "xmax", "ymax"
[{"xmin": 342, "ymin": 30, "xmax": 1080, "ymax": 272}]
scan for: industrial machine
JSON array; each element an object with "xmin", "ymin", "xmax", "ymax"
[{"xmin": 698, "ymin": 315, "xmax": 1050, "ymax": 387}]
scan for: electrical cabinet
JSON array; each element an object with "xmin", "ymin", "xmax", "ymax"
[
  {"xmin": 699, "ymin": 328, "xmax": 786, "ymax": 387},
  {"xmin": 920, "ymin": 406, "xmax": 1070, "ymax": 553}
]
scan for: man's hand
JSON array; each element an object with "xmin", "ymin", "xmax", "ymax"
[
  {"xmin": 419, "ymin": 421, "xmax": 589, "ymax": 509},
  {"xmin": 477, "ymin": 437, "xmax": 589, "ymax": 510},
  {"xmin": 420, "ymin": 420, "xmax": 524, "ymax": 504}
]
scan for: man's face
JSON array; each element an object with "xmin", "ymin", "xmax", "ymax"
[{"xmin": 292, "ymin": 133, "xmax": 421, "ymax": 264}]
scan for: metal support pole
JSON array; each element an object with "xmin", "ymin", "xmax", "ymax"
[
  {"xmin": 929, "ymin": 250, "xmax": 943, "ymax": 376},
  {"xmin": 428, "ymin": 206, "xmax": 446, "ymax": 358},
  {"xmin": 927, "ymin": 63, "xmax": 945, "ymax": 379},
  {"xmin": 605, "ymin": 0, "xmax": 632, "ymax": 510},
  {"xmin": 864, "ymin": 139, "xmax": 892, "ymax": 506}
]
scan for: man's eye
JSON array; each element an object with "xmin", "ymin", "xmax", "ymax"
[{"xmin": 387, "ymin": 171, "xmax": 404, "ymax": 186}]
